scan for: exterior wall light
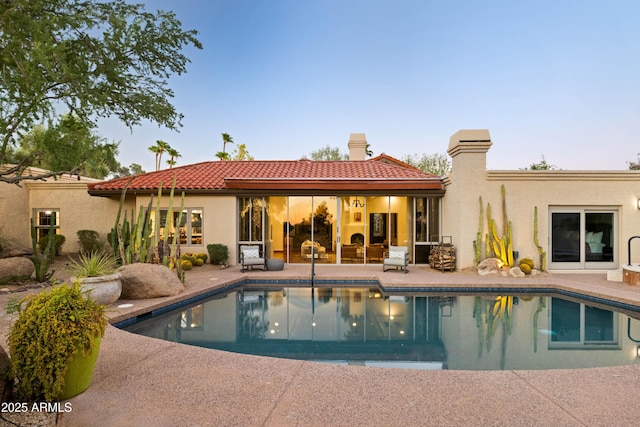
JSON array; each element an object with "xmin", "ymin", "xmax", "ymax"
[
  {"xmin": 636, "ymin": 345, "xmax": 640, "ymax": 358},
  {"xmin": 637, "ymin": 198, "xmax": 640, "ymax": 210}
]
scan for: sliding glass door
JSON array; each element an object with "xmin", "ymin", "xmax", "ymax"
[{"xmin": 549, "ymin": 208, "xmax": 617, "ymax": 269}]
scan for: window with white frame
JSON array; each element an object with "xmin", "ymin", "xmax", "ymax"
[
  {"xmin": 33, "ymin": 209, "xmax": 60, "ymax": 241},
  {"xmin": 151, "ymin": 208, "xmax": 203, "ymax": 246}
]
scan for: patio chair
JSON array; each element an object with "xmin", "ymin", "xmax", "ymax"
[
  {"xmin": 240, "ymin": 245, "xmax": 266, "ymax": 272},
  {"xmin": 383, "ymin": 245, "xmax": 409, "ymax": 273}
]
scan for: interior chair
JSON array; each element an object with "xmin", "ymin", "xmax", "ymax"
[
  {"xmin": 367, "ymin": 245, "xmax": 385, "ymax": 263},
  {"xmin": 240, "ymin": 245, "xmax": 266, "ymax": 272},
  {"xmin": 383, "ymin": 245, "xmax": 409, "ymax": 273},
  {"xmin": 341, "ymin": 244, "xmax": 359, "ymax": 262}
]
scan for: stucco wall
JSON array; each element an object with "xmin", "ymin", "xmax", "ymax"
[
  {"xmin": 0, "ymin": 182, "xmax": 31, "ymax": 248},
  {"xmin": 443, "ymin": 130, "xmax": 640, "ymax": 270},
  {"xmin": 28, "ymin": 183, "xmax": 122, "ymax": 253},
  {"xmin": 135, "ymin": 194, "xmax": 238, "ymax": 266}
]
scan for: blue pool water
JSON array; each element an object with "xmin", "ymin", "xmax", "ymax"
[{"xmin": 120, "ymin": 283, "xmax": 640, "ymax": 370}]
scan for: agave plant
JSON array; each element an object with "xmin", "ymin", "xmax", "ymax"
[{"xmin": 67, "ymin": 251, "xmax": 117, "ymax": 278}]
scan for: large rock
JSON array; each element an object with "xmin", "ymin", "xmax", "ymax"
[
  {"xmin": 117, "ymin": 263, "xmax": 185, "ymax": 299},
  {"xmin": 477, "ymin": 258, "xmax": 503, "ymax": 276},
  {"xmin": 509, "ymin": 266, "xmax": 525, "ymax": 278},
  {"xmin": 0, "ymin": 257, "xmax": 34, "ymax": 283},
  {"xmin": 0, "ymin": 246, "xmax": 33, "ymax": 259}
]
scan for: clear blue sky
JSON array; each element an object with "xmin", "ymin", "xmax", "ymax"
[{"xmin": 100, "ymin": 0, "xmax": 640, "ymax": 173}]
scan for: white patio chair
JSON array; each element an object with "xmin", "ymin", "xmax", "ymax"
[
  {"xmin": 383, "ymin": 245, "xmax": 409, "ymax": 273},
  {"xmin": 240, "ymin": 245, "xmax": 266, "ymax": 272}
]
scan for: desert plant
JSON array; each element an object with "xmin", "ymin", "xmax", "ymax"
[
  {"xmin": 8, "ymin": 282, "xmax": 107, "ymax": 401},
  {"xmin": 196, "ymin": 252, "xmax": 208, "ymax": 263},
  {"xmin": 30, "ymin": 218, "xmax": 55, "ymax": 282},
  {"xmin": 207, "ymin": 243, "xmax": 229, "ymax": 265},
  {"xmin": 37, "ymin": 234, "xmax": 66, "ymax": 259},
  {"xmin": 67, "ymin": 251, "xmax": 117, "ymax": 278},
  {"xmin": 533, "ymin": 206, "xmax": 547, "ymax": 271},
  {"xmin": 180, "ymin": 259, "xmax": 193, "ymax": 270},
  {"xmin": 76, "ymin": 230, "xmax": 105, "ymax": 254}
]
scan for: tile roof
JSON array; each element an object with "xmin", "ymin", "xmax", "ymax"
[{"xmin": 87, "ymin": 159, "xmax": 443, "ymax": 194}]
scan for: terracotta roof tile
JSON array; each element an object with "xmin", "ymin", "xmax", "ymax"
[{"xmin": 88, "ymin": 159, "xmax": 443, "ymax": 194}]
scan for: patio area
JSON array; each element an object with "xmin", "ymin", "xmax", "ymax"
[{"xmin": 3, "ymin": 262, "xmax": 640, "ymax": 426}]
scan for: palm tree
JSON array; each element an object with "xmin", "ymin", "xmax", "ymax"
[
  {"xmin": 155, "ymin": 140, "xmax": 170, "ymax": 170},
  {"xmin": 148, "ymin": 144, "xmax": 161, "ymax": 171},
  {"xmin": 220, "ymin": 133, "xmax": 234, "ymax": 159},
  {"xmin": 148, "ymin": 140, "xmax": 170, "ymax": 171},
  {"xmin": 166, "ymin": 147, "xmax": 181, "ymax": 169}
]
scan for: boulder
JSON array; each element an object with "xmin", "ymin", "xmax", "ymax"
[
  {"xmin": 0, "ymin": 257, "xmax": 34, "ymax": 283},
  {"xmin": 0, "ymin": 344, "xmax": 10, "ymax": 399},
  {"xmin": 509, "ymin": 267, "xmax": 525, "ymax": 278},
  {"xmin": 117, "ymin": 263, "xmax": 185, "ymax": 299},
  {"xmin": 0, "ymin": 246, "xmax": 33, "ymax": 259},
  {"xmin": 477, "ymin": 258, "xmax": 503, "ymax": 276}
]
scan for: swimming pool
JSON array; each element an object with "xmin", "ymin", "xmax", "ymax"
[{"xmin": 120, "ymin": 283, "xmax": 640, "ymax": 370}]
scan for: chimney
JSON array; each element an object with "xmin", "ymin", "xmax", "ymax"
[{"xmin": 348, "ymin": 133, "xmax": 367, "ymax": 161}]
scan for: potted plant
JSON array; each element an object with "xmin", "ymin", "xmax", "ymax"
[
  {"xmin": 67, "ymin": 251, "xmax": 122, "ymax": 305},
  {"xmin": 8, "ymin": 282, "xmax": 107, "ymax": 401}
]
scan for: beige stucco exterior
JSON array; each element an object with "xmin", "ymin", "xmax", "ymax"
[
  {"xmin": 443, "ymin": 129, "xmax": 640, "ymax": 271},
  {"xmin": 3, "ymin": 129, "xmax": 640, "ymax": 273}
]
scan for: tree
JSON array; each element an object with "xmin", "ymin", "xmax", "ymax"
[
  {"xmin": 148, "ymin": 140, "xmax": 170, "ymax": 171},
  {"xmin": 522, "ymin": 155, "xmax": 558, "ymax": 170},
  {"xmin": 402, "ymin": 153, "xmax": 452, "ymax": 177},
  {"xmin": 231, "ymin": 143, "xmax": 254, "ymax": 161},
  {"xmin": 0, "ymin": 0, "xmax": 202, "ymax": 184},
  {"xmin": 166, "ymin": 147, "xmax": 181, "ymax": 168},
  {"xmin": 306, "ymin": 145, "xmax": 348, "ymax": 160},
  {"xmin": 112, "ymin": 163, "xmax": 145, "ymax": 178},
  {"xmin": 11, "ymin": 114, "xmax": 120, "ymax": 179},
  {"xmin": 627, "ymin": 154, "xmax": 640, "ymax": 170},
  {"xmin": 215, "ymin": 133, "xmax": 234, "ymax": 161}
]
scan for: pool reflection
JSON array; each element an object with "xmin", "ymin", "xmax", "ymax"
[{"xmin": 123, "ymin": 286, "xmax": 640, "ymax": 371}]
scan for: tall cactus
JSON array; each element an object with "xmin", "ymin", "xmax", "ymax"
[
  {"xmin": 473, "ymin": 196, "xmax": 484, "ymax": 265},
  {"xmin": 533, "ymin": 206, "xmax": 547, "ymax": 271},
  {"xmin": 485, "ymin": 185, "xmax": 514, "ymax": 267}
]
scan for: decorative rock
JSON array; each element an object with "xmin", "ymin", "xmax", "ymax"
[
  {"xmin": 117, "ymin": 263, "xmax": 185, "ymax": 299},
  {"xmin": 509, "ymin": 267, "xmax": 526, "ymax": 278},
  {"xmin": 477, "ymin": 258, "xmax": 502, "ymax": 276},
  {"xmin": 0, "ymin": 257, "xmax": 34, "ymax": 283},
  {"xmin": 530, "ymin": 269, "xmax": 540, "ymax": 276}
]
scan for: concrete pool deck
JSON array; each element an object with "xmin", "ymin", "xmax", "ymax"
[{"xmin": 3, "ymin": 263, "xmax": 640, "ymax": 426}]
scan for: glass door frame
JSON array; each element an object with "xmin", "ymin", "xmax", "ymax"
[{"xmin": 548, "ymin": 207, "xmax": 618, "ymax": 270}]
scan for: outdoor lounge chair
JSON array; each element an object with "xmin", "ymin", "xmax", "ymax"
[
  {"xmin": 383, "ymin": 245, "xmax": 409, "ymax": 273},
  {"xmin": 240, "ymin": 245, "xmax": 266, "ymax": 272}
]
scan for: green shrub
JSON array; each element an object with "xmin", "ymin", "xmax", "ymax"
[
  {"xmin": 207, "ymin": 243, "xmax": 229, "ymax": 265},
  {"xmin": 180, "ymin": 259, "xmax": 193, "ymax": 270},
  {"xmin": 8, "ymin": 282, "xmax": 107, "ymax": 401},
  {"xmin": 38, "ymin": 234, "xmax": 66, "ymax": 259},
  {"xmin": 76, "ymin": 230, "xmax": 105, "ymax": 254},
  {"xmin": 67, "ymin": 251, "xmax": 117, "ymax": 277}
]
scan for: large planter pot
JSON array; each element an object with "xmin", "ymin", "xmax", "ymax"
[
  {"xmin": 59, "ymin": 335, "xmax": 101, "ymax": 400},
  {"xmin": 73, "ymin": 273, "xmax": 122, "ymax": 305}
]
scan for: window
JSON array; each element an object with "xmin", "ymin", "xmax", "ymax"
[
  {"xmin": 152, "ymin": 208, "xmax": 203, "ymax": 246},
  {"xmin": 549, "ymin": 298, "xmax": 617, "ymax": 347},
  {"xmin": 549, "ymin": 208, "xmax": 616, "ymax": 269},
  {"xmin": 33, "ymin": 209, "xmax": 60, "ymax": 241},
  {"xmin": 239, "ymin": 198, "xmax": 263, "ymax": 243}
]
